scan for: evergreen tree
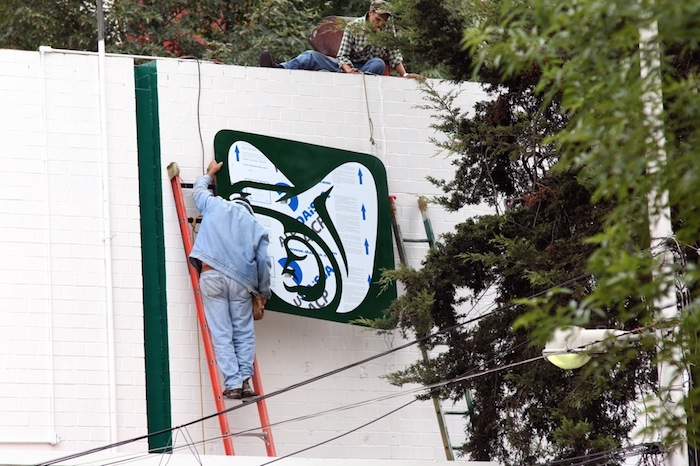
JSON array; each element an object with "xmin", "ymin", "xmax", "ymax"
[{"xmin": 371, "ymin": 0, "xmax": 700, "ymax": 463}]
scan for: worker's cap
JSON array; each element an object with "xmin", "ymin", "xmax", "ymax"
[{"xmin": 369, "ymin": 0, "xmax": 392, "ymax": 15}]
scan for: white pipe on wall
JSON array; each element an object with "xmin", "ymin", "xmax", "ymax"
[
  {"xmin": 0, "ymin": 45, "xmax": 61, "ymax": 447},
  {"xmin": 97, "ymin": 34, "xmax": 119, "ymax": 445}
]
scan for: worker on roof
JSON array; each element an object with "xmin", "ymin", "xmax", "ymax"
[
  {"xmin": 259, "ymin": 0, "xmax": 420, "ymax": 78},
  {"xmin": 189, "ymin": 160, "xmax": 271, "ymax": 401}
]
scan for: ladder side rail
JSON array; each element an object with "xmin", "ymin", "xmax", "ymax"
[
  {"xmin": 388, "ymin": 195, "xmax": 455, "ymax": 461},
  {"xmin": 251, "ymin": 358, "xmax": 277, "ymax": 456},
  {"xmin": 417, "ymin": 195, "xmax": 436, "ymax": 249},
  {"xmin": 388, "ymin": 195, "xmax": 408, "ymax": 265},
  {"xmin": 169, "ymin": 168, "xmax": 235, "ymax": 456}
]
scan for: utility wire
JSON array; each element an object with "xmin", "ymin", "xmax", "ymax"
[
  {"xmin": 62, "ymin": 327, "xmax": 648, "ymax": 466},
  {"xmin": 43, "ymin": 267, "xmax": 672, "ymax": 466},
  {"xmin": 258, "ymin": 400, "xmax": 418, "ymax": 466},
  {"xmin": 243, "ymin": 330, "xmax": 651, "ymax": 466},
  {"xmin": 538, "ymin": 442, "xmax": 663, "ymax": 466},
  {"xmin": 179, "ymin": 56, "xmax": 206, "ymax": 173},
  {"xmin": 34, "ymin": 271, "xmax": 598, "ymax": 466},
  {"xmin": 74, "ymin": 352, "xmax": 551, "ymax": 466},
  {"xmin": 102, "ymin": 330, "xmax": 538, "ymax": 466}
]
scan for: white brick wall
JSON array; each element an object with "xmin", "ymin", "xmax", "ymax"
[
  {"xmin": 156, "ymin": 59, "xmax": 490, "ymax": 460},
  {"xmin": 0, "ymin": 49, "xmax": 491, "ymax": 461},
  {"xmin": 0, "ymin": 49, "xmax": 145, "ymax": 451}
]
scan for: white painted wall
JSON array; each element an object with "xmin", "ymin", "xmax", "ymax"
[
  {"xmin": 0, "ymin": 48, "xmax": 492, "ymax": 463},
  {"xmin": 0, "ymin": 48, "xmax": 146, "ymax": 452}
]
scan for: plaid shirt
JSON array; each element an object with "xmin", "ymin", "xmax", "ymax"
[{"xmin": 336, "ymin": 15, "xmax": 403, "ymax": 69}]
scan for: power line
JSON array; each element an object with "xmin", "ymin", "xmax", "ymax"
[
  {"xmin": 259, "ymin": 400, "xmax": 418, "ymax": 466},
  {"xmin": 57, "ymin": 321, "xmax": 650, "ymax": 466},
  {"xmin": 71, "ymin": 354, "xmax": 548, "ymax": 466},
  {"xmin": 538, "ymin": 442, "xmax": 663, "ymax": 466},
  {"xmin": 62, "ymin": 348, "xmax": 552, "ymax": 466},
  {"xmin": 34, "ymin": 272, "xmax": 598, "ymax": 466}
]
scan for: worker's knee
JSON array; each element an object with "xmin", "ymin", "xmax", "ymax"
[
  {"xmin": 363, "ymin": 57, "xmax": 386, "ymax": 75},
  {"xmin": 296, "ymin": 50, "xmax": 337, "ymax": 72}
]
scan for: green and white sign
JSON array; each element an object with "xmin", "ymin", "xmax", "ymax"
[{"xmin": 213, "ymin": 130, "xmax": 396, "ymax": 324}]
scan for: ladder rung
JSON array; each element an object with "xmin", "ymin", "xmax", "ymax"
[
  {"xmin": 180, "ymin": 182, "xmax": 215, "ymax": 190},
  {"xmin": 402, "ymin": 238, "xmax": 430, "ymax": 243},
  {"xmin": 444, "ymin": 410, "xmax": 468, "ymax": 415},
  {"xmin": 238, "ymin": 432, "xmax": 268, "ymax": 440},
  {"xmin": 238, "ymin": 432, "xmax": 273, "ymax": 447}
]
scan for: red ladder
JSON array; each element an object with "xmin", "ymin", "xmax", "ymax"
[{"xmin": 167, "ymin": 162, "xmax": 276, "ymax": 457}]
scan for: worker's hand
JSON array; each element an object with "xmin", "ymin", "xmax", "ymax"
[
  {"xmin": 403, "ymin": 73, "xmax": 424, "ymax": 81},
  {"xmin": 207, "ymin": 160, "xmax": 223, "ymax": 177},
  {"xmin": 343, "ymin": 66, "xmax": 361, "ymax": 74}
]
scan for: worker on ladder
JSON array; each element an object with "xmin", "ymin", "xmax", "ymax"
[{"xmin": 189, "ymin": 160, "xmax": 272, "ymax": 401}]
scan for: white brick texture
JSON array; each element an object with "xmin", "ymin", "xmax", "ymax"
[
  {"xmin": 1, "ymin": 49, "xmax": 491, "ymax": 461},
  {"xmin": 0, "ymin": 49, "xmax": 145, "ymax": 452},
  {"xmin": 156, "ymin": 60, "xmax": 489, "ymax": 460}
]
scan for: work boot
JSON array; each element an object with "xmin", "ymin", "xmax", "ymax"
[
  {"xmin": 223, "ymin": 388, "xmax": 241, "ymax": 400},
  {"xmin": 241, "ymin": 379, "xmax": 255, "ymax": 399},
  {"xmin": 259, "ymin": 51, "xmax": 282, "ymax": 69}
]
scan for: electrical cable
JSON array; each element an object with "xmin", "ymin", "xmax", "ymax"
[
  {"xmin": 40, "ymin": 258, "xmax": 677, "ymax": 466},
  {"xmin": 545, "ymin": 442, "xmax": 663, "ymax": 466},
  {"xmin": 361, "ymin": 72, "xmax": 376, "ymax": 145},
  {"xmin": 59, "ymin": 326, "xmax": 649, "ymax": 466},
  {"xmin": 35, "ymin": 271, "xmax": 598, "ymax": 466},
  {"xmin": 71, "ymin": 351, "xmax": 550, "ymax": 466},
  {"xmin": 258, "ymin": 399, "xmax": 418, "ymax": 466},
  {"xmin": 42, "ymin": 260, "xmax": 674, "ymax": 466},
  {"xmin": 180, "ymin": 56, "xmax": 206, "ymax": 173},
  {"xmin": 142, "ymin": 336, "xmax": 540, "ymax": 465}
]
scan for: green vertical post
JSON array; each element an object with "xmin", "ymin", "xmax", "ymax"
[{"xmin": 134, "ymin": 62, "xmax": 172, "ymax": 453}]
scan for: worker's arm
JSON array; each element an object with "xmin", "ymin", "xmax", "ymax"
[
  {"xmin": 255, "ymin": 232, "xmax": 272, "ymax": 298},
  {"xmin": 192, "ymin": 160, "xmax": 223, "ymax": 213},
  {"xmin": 337, "ymin": 27, "xmax": 361, "ymax": 73},
  {"xmin": 394, "ymin": 62, "xmax": 422, "ymax": 80}
]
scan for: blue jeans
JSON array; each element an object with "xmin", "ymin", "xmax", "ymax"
[
  {"xmin": 200, "ymin": 269, "xmax": 254, "ymax": 390},
  {"xmin": 282, "ymin": 50, "xmax": 386, "ymax": 75}
]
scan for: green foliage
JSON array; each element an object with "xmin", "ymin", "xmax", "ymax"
[
  {"xmin": 200, "ymin": 0, "xmax": 321, "ymax": 66},
  {"xmin": 464, "ymin": 0, "xmax": 700, "ymax": 449},
  {"xmin": 0, "ymin": 0, "xmax": 437, "ymax": 74},
  {"xmin": 386, "ymin": 0, "xmax": 477, "ymax": 79},
  {"xmin": 315, "ymin": 0, "xmax": 369, "ymax": 18},
  {"xmin": 379, "ymin": 167, "xmax": 654, "ymax": 464},
  {"xmin": 418, "ymin": 81, "xmax": 566, "ymax": 210},
  {"xmin": 0, "ymin": 0, "xmax": 103, "ymax": 51},
  {"xmin": 0, "ymin": 0, "xmax": 329, "ymax": 66},
  {"xmin": 368, "ymin": 0, "xmax": 700, "ymax": 463},
  {"xmin": 107, "ymin": 0, "xmax": 323, "ymax": 65}
]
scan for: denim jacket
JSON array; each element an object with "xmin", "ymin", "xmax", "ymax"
[{"xmin": 189, "ymin": 175, "xmax": 271, "ymax": 297}]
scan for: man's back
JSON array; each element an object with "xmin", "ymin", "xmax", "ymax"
[{"xmin": 189, "ymin": 174, "xmax": 271, "ymax": 297}]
